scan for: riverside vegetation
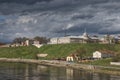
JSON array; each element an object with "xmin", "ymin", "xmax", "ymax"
[{"xmin": 0, "ymin": 43, "xmax": 120, "ymax": 66}]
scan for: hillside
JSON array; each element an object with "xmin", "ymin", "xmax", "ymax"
[
  {"xmin": 0, "ymin": 43, "xmax": 120, "ymax": 60},
  {"xmin": 0, "ymin": 46, "xmax": 39, "ymax": 59},
  {"xmin": 38, "ymin": 43, "xmax": 120, "ymax": 59}
]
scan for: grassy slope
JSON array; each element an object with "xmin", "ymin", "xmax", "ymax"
[
  {"xmin": 0, "ymin": 46, "xmax": 39, "ymax": 59},
  {"xmin": 38, "ymin": 43, "xmax": 120, "ymax": 59},
  {"xmin": 0, "ymin": 43, "xmax": 120, "ymax": 60},
  {"xmin": 39, "ymin": 43, "xmax": 120, "ymax": 67}
]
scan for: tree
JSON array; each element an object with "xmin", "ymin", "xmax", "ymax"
[
  {"xmin": 13, "ymin": 37, "xmax": 22, "ymax": 44},
  {"xmin": 33, "ymin": 36, "xmax": 49, "ymax": 44},
  {"xmin": 13, "ymin": 37, "xmax": 29, "ymax": 44},
  {"xmin": 76, "ymin": 47, "xmax": 86, "ymax": 61}
]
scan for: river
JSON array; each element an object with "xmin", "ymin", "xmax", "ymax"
[{"xmin": 0, "ymin": 62, "xmax": 119, "ymax": 80}]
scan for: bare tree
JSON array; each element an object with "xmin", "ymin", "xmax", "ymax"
[
  {"xmin": 34, "ymin": 36, "xmax": 49, "ymax": 44},
  {"xmin": 76, "ymin": 47, "xmax": 86, "ymax": 61},
  {"xmin": 13, "ymin": 37, "xmax": 29, "ymax": 44}
]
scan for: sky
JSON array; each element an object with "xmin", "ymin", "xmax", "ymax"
[{"xmin": 0, "ymin": 0, "xmax": 120, "ymax": 42}]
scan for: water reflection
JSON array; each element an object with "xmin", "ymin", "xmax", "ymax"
[
  {"xmin": 0, "ymin": 62, "xmax": 119, "ymax": 80},
  {"xmin": 66, "ymin": 68, "xmax": 73, "ymax": 80}
]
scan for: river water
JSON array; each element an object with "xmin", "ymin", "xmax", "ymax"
[{"xmin": 0, "ymin": 62, "xmax": 119, "ymax": 80}]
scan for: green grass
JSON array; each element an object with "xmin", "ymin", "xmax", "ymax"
[
  {"xmin": 0, "ymin": 46, "xmax": 39, "ymax": 59},
  {"xmin": 0, "ymin": 43, "xmax": 119, "ymax": 70},
  {"xmin": 0, "ymin": 43, "xmax": 120, "ymax": 60},
  {"xmin": 86, "ymin": 58, "xmax": 112, "ymax": 66},
  {"xmin": 38, "ymin": 43, "xmax": 120, "ymax": 59}
]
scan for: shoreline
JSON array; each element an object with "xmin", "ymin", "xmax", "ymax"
[{"xmin": 0, "ymin": 58, "xmax": 120, "ymax": 75}]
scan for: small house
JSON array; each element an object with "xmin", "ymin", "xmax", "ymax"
[
  {"xmin": 93, "ymin": 50, "xmax": 115, "ymax": 59},
  {"xmin": 66, "ymin": 56, "xmax": 74, "ymax": 62}
]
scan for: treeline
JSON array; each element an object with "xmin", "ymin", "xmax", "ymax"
[{"xmin": 12, "ymin": 36, "xmax": 49, "ymax": 44}]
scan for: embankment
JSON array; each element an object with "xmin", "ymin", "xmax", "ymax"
[{"xmin": 0, "ymin": 58, "xmax": 120, "ymax": 75}]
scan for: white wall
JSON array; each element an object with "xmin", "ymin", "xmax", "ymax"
[
  {"xmin": 93, "ymin": 51, "xmax": 102, "ymax": 58},
  {"xmin": 50, "ymin": 37, "xmax": 70, "ymax": 44}
]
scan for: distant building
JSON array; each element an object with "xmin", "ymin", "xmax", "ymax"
[
  {"xmin": 66, "ymin": 56, "xmax": 74, "ymax": 62},
  {"xmin": 50, "ymin": 32, "xmax": 89, "ymax": 44},
  {"xmin": 25, "ymin": 40, "xmax": 30, "ymax": 46},
  {"xmin": 32, "ymin": 40, "xmax": 43, "ymax": 48},
  {"xmin": 33, "ymin": 40, "xmax": 40, "ymax": 44},
  {"xmin": 99, "ymin": 35, "xmax": 116, "ymax": 44},
  {"xmin": 93, "ymin": 50, "xmax": 115, "ymax": 59},
  {"xmin": 50, "ymin": 36, "xmax": 85, "ymax": 44},
  {"xmin": 50, "ymin": 31, "xmax": 99, "ymax": 44},
  {"xmin": 114, "ymin": 36, "xmax": 120, "ymax": 44},
  {"xmin": 50, "ymin": 31, "xmax": 120, "ymax": 44}
]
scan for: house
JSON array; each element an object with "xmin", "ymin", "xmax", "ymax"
[
  {"xmin": 66, "ymin": 53, "xmax": 79, "ymax": 62},
  {"xmin": 93, "ymin": 50, "xmax": 115, "ymax": 59},
  {"xmin": 11, "ymin": 43, "xmax": 21, "ymax": 47},
  {"xmin": 114, "ymin": 36, "xmax": 120, "ymax": 44},
  {"xmin": 90, "ymin": 35, "xmax": 99, "ymax": 43},
  {"xmin": 33, "ymin": 40, "xmax": 40, "ymax": 44},
  {"xmin": 25, "ymin": 40, "xmax": 30, "ymax": 46},
  {"xmin": 99, "ymin": 35, "xmax": 116, "ymax": 44},
  {"xmin": 66, "ymin": 56, "xmax": 74, "ymax": 62},
  {"xmin": 21, "ymin": 39, "xmax": 33, "ymax": 46},
  {"xmin": 32, "ymin": 40, "xmax": 43, "ymax": 48}
]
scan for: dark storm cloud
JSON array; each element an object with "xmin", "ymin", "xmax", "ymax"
[
  {"xmin": 0, "ymin": 0, "xmax": 112, "ymax": 15},
  {"xmin": 0, "ymin": 0, "xmax": 120, "ymax": 42},
  {"xmin": 0, "ymin": 0, "xmax": 52, "ymax": 4},
  {"xmin": 71, "ymin": 14, "xmax": 94, "ymax": 20}
]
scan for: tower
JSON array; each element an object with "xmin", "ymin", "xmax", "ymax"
[{"xmin": 82, "ymin": 28, "xmax": 89, "ymax": 39}]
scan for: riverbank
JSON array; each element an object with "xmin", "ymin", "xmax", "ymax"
[{"xmin": 0, "ymin": 58, "xmax": 120, "ymax": 75}]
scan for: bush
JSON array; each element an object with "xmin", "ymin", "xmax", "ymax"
[{"xmin": 112, "ymin": 53, "xmax": 120, "ymax": 62}]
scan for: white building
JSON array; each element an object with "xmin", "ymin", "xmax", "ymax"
[
  {"xmin": 50, "ymin": 32, "xmax": 91, "ymax": 44},
  {"xmin": 66, "ymin": 56, "xmax": 74, "ymax": 62},
  {"xmin": 32, "ymin": 40, "xmax": 43, "ymax": 48},
  {"xmin": 93, "ymin": 50, "xmax": 115, "ymax": 59},
  {"xmin": 25, "ymin": 40, "xmax": 30, "ymax": 46},
  {"xmin": 50, "ymin": 36, "xmax": 86, "ymax": 44}
]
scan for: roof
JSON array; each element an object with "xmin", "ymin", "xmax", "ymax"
[{"xmin": 90, "ymin": 36, "xmax": 99, "ymax": 40}]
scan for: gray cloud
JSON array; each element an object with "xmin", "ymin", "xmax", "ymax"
[{"xmin": 0, "ymin": 0, "xmax": 120, "ymax": 42}]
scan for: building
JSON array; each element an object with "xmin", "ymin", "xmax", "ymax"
[
  {"xmin": 99, "ymin": 35, "xmax": 116, "ymax": 44},
  {"xmin": 25, "ymin": 40, "xmax": 30, "ymax": 46},
  {"xmin": 50, "ymin": 32, "xmax": 92, "ymax": 44},
  {"xmin": 66, "ymin": 56, "xmax": 74, "ymax": 62},
  {"xmin": 32, "ymin": 40, "xmax": 43, "ymax": 48},
  {"xmin": 33, "ymin": 40, "xmax": 40, "ymax": 44},
  {"xmin": 50, "ymin": 36, "xmax": 87, "ymax": 44},
  {"xmin": 50, "ymin": 31, "xmax": 119, "ymax": 44},
  {"xmin": 93, "ymin": 50, "xmax": 115, "ymax": 59}
]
